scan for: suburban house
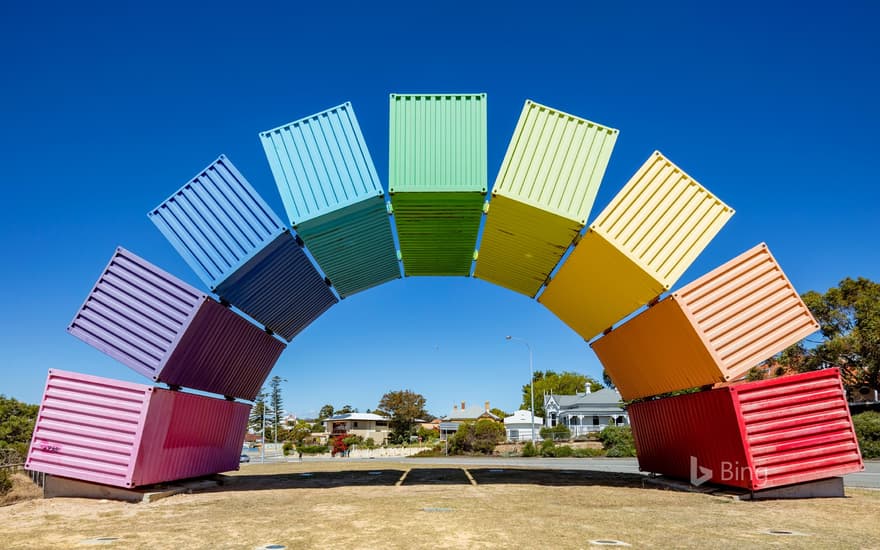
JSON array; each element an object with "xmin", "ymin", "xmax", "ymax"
[
  {"xmin": 543, "ymin": 388, "xmax": 628, "ymax": 436},
  {"xmin": 322, "ymin": 412, "xmax": 392, "ymax": 444},
  {"xmin": 439, "ymin": 401, "xmax": 501, "ymax": 441},
  {"xmin": 503, "ymin": 410, "xmax": 543, "ymax": 442}
]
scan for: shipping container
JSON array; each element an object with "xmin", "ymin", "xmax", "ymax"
[
  {"xmin": 148, "ymin": 155, "xmax": 286, "ymax": 291},
  {"xmin": 67, "ymin": 248, "xmax": 285, "ymax": 400},
  {"xmin": 474, "ymin": 101, "xmax": 618, "ymax": 296},
  {"xmin": 214, "ymin": 231, "xmax": 338, "ymax": 341},
  {"xmin": 260, "ymin": 102, "xmax": 384, "ymax": 226},
  {"xmin": 389, "ymin": 93, "xmax": 487, "ymax": 193},
  {"xmin": 591, "ymin": 243, "xmax": 820, "ymax": 400},
  {"xmin": 628, "ymin": 369, "xmax": 864, "ymax": 491},
  {"xmin": 149, "ymin": 155, "xmax": 337, "ymax": 339},
  {"xmin": 26, "ymin": 369, "xmax": 250, "ymax": 488},
  {"xmin": 295, "ymin": 197, "xmax": 400, "ymax": 296},
  {"xmin": 539, "ymin": 151, "xmax": 734, "ymax": 339},
  {"xmin": 389, "ymin": 94, "xmax": 487, "ymax": 276},
  {"xmin": 261, "ymin": 103, "xmax": 400, "ymax": 296}
]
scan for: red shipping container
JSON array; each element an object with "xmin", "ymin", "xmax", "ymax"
[
  {"xmin": 628, "ymin": 368, "xmax": 864, "ymax": 491},
  {"xmin": 26, "ymin": 369, "xmax": 250, "ymax": 488}
]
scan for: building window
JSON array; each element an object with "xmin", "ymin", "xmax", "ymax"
[
  {"xmin": 354, "ymin": 422, "xmax": 359, "ymax": 428},
  {"xmin": 550, "ymin": 413, "xmax": 557, "ymax": 427},
  {"xmin": 570, "ymin": 416, "xmax": 579, "ymax": 426},
  {"xmin": 592, "ymin": 416, "xmax": 599, "ymax": 426}
]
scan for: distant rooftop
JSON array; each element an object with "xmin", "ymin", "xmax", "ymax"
[{"xmin": 324, "ymin": 412, "xmax": 389, "ymax": 422}]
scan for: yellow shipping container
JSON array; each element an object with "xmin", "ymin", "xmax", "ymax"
[
  {"xmin": 539, "ymin": 151, "xmax": 734, "ymax": 340},
  {"xmin": 591, "ymin": 243, "xmax": 820, "ymax": 400}
]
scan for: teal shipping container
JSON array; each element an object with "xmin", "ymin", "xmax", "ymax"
[
  {"xmin": 260, "ymin": 103, "xmax": 400, "ymax": 297},
  {"xmin": 389, "ymin": 93, "xmax": 486, "ymax": 276}
]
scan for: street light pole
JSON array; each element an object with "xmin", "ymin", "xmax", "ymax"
[{"xmin": 506, "ymin": 336, "xmax": 536, "ymax": 444}]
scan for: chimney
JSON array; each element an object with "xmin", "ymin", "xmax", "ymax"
[
  {"xmin": 461, "ymin": 401, "xmax": 466, "ymax": 410},
  {"xmin": 484, "ymin": 401, "xmax": 490, "ymax": 411}
]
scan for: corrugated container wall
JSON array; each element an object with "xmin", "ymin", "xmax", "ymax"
[
  {"xmin": 475, "ymin": 101, "xmax": 618, "ymax": 296},
  {"xmin": 148, "ymin": 155, "xmax": 285, "ymax": 291},
  {"xmin": 591, "ymin": 243, "xmax": 820, "ymax": 400},
  {"xmin": 389, "ymin": 94, "xmax": 487, "ymax": 276},
  {"xmin": 539, "ymin": 151, "xmax": 734, "ymax": 340},
  {"xmin": 261, "ymin": 103, "xmax": 400, "ymax": 297},
  {"xmin": 629, "ymin": 369, "xmax": 864, "ymax": 490},
  {"xmin": 149, "ymin": 155, "xmax": 337, "ymax": 340},
  {"xmin": 67, "ymin": 248, "xmax": 285, "ymax": 401},
  {"xmin": 27, "ymin": 370, "xmax": 250, "ymax": 488}
]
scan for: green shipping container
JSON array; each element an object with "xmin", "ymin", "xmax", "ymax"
[{"xmin": 389, "ymin": 94, "xmax": 487, "ymax": 276}]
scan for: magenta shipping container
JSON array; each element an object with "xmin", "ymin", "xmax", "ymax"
[
  {"xmin": 68, "ymin": 248, "xmax": 285, "ymax": 401},
  {"xmin": 628, "ymin": 369, "xmax": 864, "ymax": 491},
  {"xmin": 26, "ymin": 369, "xmax": 250, "ymax": 488}
]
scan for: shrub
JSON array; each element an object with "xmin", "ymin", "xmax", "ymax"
[
  {"xmin": 410, "ymin": 445, "xmax": 444, "ymax": 458},
  {"xmin": 539, "ymin": 439, "xmax": 556, "ymax": 457},
  {"xmin": 572, "ymin": 447, "xmax": 605, "ymax": 458},
  {"xmin": 362, "ymin": 437, "xmax": 377, "ymax": 450},
  {"xmin": 853, "ymin": 411, "xmax": 880, "ymax": 459},
  {"xmin": 282, "ymin": 440, "xmax": 294, "ymax": 456},
  {"xmin": 520, "ymin": 441, "xmax": 537, "ymax": 457},
  {"xmin": 298, "ymin": 444, "xmax": 329, "ymax": 455},
  {"xmin": 0, "ymin": 470, "xmax": 10, "ymax": 495},
  {"xmin": 331, "ymin": 434, "xmax": 348, "ymax": 456},
  {"xmin": 539, "ymin": 425, "xmax": 571, "ymax": 441},
  {"xmin": 449, "ymin": 419, "xmax": 505, "ymax": 454},
  {"xmin": 342, "ymin": 434, "xmax": 364, "ymax": 448},
  {"xmin": 553, "ymin": 445, "xmax": 574, "ymax": 457},
  {"xmin": 597, "ymin": 425, "xmax": 636, "ymax": 457}
]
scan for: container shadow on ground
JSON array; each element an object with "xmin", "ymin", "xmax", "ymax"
[{"xmin": 206, "ymin": 468, "xmax": 650, "ymax": 492}]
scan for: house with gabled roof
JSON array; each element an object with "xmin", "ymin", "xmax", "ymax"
[
  {"xmin": 544, "ymin": 387, "xmax": 628, "ymax": 437},
  {"xmin": 439, "ymin": 401, "xmax": 501, "ymax": 441}
]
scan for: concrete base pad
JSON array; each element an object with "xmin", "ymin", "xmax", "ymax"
[
  {"xmin": 43, "ymin": 474, "xmax": 225, "ymax": 503},
  {"xmin": 643, "ymin": 475, "xmax": 845, "ymax": 500}
]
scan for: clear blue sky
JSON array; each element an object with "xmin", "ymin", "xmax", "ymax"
[{"xmin": 2, "ymin": 2, "xmax": 878, "ymax": 418}]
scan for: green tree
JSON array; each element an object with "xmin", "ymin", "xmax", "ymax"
[
  {"xmin": 286, "ymin": 420, "xmax": 313, "ymax": 447},
  {"xmin": 522, "ymin": 371, "xmax": 603, "ymax": 418},
  {"xmin": 449, "ymin": 419, "xmax": 505, "ymax": 454},
  {"xmin": 268, "ymin": 376, "xmax": 286, "ymax": 443},
  {"xmin": 417, "ymin": 426, "xmax": 439, "ymax": 442},
  {"xmin": 376, "ymin": 389, "xmax": 428, "ymax": 443},
  {"xmin": 489, "ymin": 408, "xmax": 509, "ymax": 419},
  {"xmin": 337, "ymin": 404, "xmax": 357, "ymax": 414},
  {"xmin": 249, "ymin": 388, "xmax": 268, "ymax": 437},
  {"xmin": 0, "ymin": 395, "xmax": 39, "ymax": 457},
  {"xmin": 852, "ymin": 411, "xmax": 880, "ymax": 459},
  {"xmin": 318, "ymin": 404, "xmax": 335, "ymax": 419},
  {"xmin": 778, "ymin": 277, "xmax": 880, "ymax": 390}
]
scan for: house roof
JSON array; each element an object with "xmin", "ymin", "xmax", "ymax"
[
  {"xmin": 503, "ymin": 410, "xmax": 543, "ymax": 425},
  {"xmin": 443, "ymin": 405, "xmax": 500, "ymax": 421},
  {"xmin": 323, "ymin": 412, "xmax": 389, "ymax": 422},
  {"xmin": 545, "ymin": 389, "xmax": 625, "ymax": 413}
]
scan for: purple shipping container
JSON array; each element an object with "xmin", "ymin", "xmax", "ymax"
[
  {"xmin": 26, "ymin": 369, "xmax": 250, "ymax": 488},
  {"xmin": 68, "ymin": 248, "xmax": 285, "ymax": 401}
]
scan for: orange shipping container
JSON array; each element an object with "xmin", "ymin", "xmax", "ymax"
[{"xmin": 591, "ymin": 243, "xmax": 820, "ymax": 401}]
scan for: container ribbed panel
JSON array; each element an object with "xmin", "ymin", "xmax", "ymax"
[
  {"xmin": 215, "ymin": 232, "xmax": 338, "ymax": 341},
  {"xmin": 149, "ymin": 155, "xmax": 285, "ymax": 290},
  {"xmin": 674, "ymin": 243, "xmax": 821, "ymax": 377},
  {"xmin": 492, "ymin": 100, "xmax": 618, "ymax": 224},
  {"xmin": 27, "ymin": 370, "xmax": 149, "ymax": 487},
  {"xmin": 68, "ymin": 248, "xmax": 205, "ymax": 378},
  {"xmin": 592, "ymin": 151, "xmax": 734, "ymax": 289},
  {"xmin": 296, "ymin": 197, "xmax": 400, "ymax": 297},
  {"xmin": 389, "ymin": 94, "xmax": 487, "ymax": 193},
  {"xmin": 733, "ymin": 369, "xmax": 863, "ymax": 489},
  {"xmin": 261, "ymin": 102, "xmax": 384, "ymax": 226}
]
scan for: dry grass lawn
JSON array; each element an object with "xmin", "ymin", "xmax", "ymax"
[{"xmin": 2, "ymin": 460, "xmax": 879, "ymax": 549}]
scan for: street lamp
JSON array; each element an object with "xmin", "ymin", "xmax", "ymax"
[{"xmin": 506, "ymin": 335, "xmax": 536, "ymax": 445}]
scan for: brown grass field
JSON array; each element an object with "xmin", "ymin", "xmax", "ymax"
[{"xmin": 2, "ymin": 461, "xmax": 879, "ymax": 549}]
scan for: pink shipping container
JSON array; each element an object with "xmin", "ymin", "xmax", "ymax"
[
  {"xmin": 26, "ymin": 369, "xmax": 250, "ymax": 488},
  {"xmin": 68, "ymin": 248, "xmax": 285, "ymax": 401},
  {"xmin": 628, "ymin": 369, "xmax": 864, "ymax": 491}
]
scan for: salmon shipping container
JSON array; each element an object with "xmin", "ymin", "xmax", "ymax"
[
  {"xmin": 67, "ymin": 247, "xmax": 285, "ymax": 401},
  {"xmin": 389, "ymin": 93, "xmax": 487, "ymax": 276},
  {"xmin": 628, "ymin": 369, "xmax": 864, "ymax": 491},
  {"xmin": 539, "ymin": 151, "xmax": 734, "ymax": 340},
  {"xmin": 149, "ymin": 155, "xmax": 337, "ymax": 340},
  {"xmin": 260, "ymin": 103, "xmax": 400, "ymax": 297},
  {"xmin": 26, "ymin": 369, "xmax": 251, "ymax": 488},
  {"xmin": 591, "ymin": 243, "xmax": 820, "ymax": 401},
  {"xmin": 475, "ymin": 101, "xmax": 618, "ymax": 297}
]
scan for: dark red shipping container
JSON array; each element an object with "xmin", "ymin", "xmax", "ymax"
[{"xmin": 628, "ymin": 368, "xmax": 864, "ymax": 490}]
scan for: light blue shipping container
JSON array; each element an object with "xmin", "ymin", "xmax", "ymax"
[
  {"xmin": 148, "ymin": 155, "xmax": 285, "ymax": 291},
  {"xmin": 260, "ymin": 103, "xmax": 401, "ymax": 297}
]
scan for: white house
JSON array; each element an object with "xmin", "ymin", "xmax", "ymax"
[
  {"xmin": 503, "ymin": 410, "xmax": 543, "ymax": 442},
  {"xmin": 322, "ymin": 412, "xmax": 392, "ymax": 444},
  {"xmin": 544, "ymin": 388, "xmax": 628, "ymax": 436}
]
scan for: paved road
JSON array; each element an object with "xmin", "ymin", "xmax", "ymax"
[{"xmin": 252, "ymin": 456, "xmax": 880, "ymax": 489}]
